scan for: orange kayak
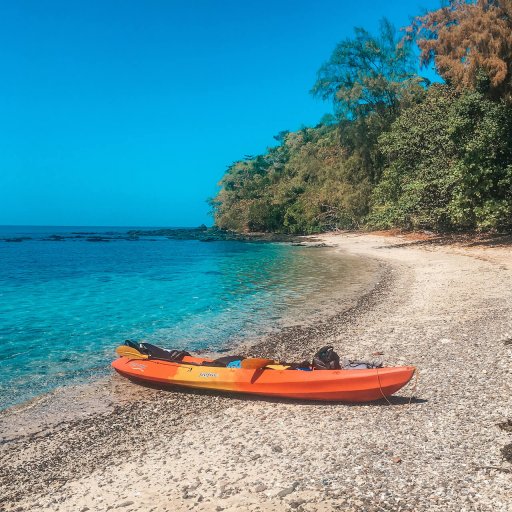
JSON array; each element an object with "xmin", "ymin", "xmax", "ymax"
[{"xmin": 112, "ymin": 354, "xmax": 415, "ymax": 402}]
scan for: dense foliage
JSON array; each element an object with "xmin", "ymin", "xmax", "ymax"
[
  {"xmin": 372, "ymin": 85, "xmax": 512, "ymax": 230},
  {"xmin": 211, "ymin": 125, "xmax": 372, "ymax": 233},
  {"xmin": 211, "ymin": 1, "xmax": 512, "ymax": 233}
]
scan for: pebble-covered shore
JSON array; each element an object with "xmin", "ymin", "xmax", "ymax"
[{"xmin": 1, "ymin": 232, "xmax": 511, "ymax": 512}]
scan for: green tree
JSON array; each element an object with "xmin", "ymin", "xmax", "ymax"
[
  {"xmin": 311, "ymin": 18, "xmax": 423, "ymax": 120},
  {"xmin": 311, "ymin": 19, "xmax": 426, "ymax": 185},
  {"xmin": 211, "ymin": 126, "xmax": 372, "ymax": 233}
]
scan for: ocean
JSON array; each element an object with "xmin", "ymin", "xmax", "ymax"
[{"xmin": 0, "ymin": 226, "xmax": 374, "ymax": 410}]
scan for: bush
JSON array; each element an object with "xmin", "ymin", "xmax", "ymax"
[{"xmin": 370, "ymin": 85, "xmax": 512, "ymax": 231}]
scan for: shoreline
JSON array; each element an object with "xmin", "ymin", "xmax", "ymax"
[
  {"xmin": 0, "ymin": 245, "xmax": 378, "ymax": 423},
  {"xmin": 2, "ymin": 232, "xmax": 511, "ymax": 511}
]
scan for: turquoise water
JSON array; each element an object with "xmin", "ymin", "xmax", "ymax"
[{"xmin": 0, "ymin": 226, "xmax": 367, "ymax": 410}]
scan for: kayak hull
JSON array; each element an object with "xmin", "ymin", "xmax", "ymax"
[{"xmin": 112, "ymin": 356, "xmax": 415, "ymax": 402}]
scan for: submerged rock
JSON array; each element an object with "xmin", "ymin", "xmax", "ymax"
[{"xmin": 3, "ymin": 237, "xmax": 31, "ymax": 242}]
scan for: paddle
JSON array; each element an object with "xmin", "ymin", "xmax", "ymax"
[
  {"xmin": 241, "ymin": 357, "xmax": 275, "ymax": 370},
  {"xmin": 115, "ymin": 345, "xmax": 148, "ymax": 359}
]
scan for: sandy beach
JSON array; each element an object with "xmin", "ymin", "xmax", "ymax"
[{"xmin": 1, "ymin": 232, "xmax": 511, "ymax": 512}]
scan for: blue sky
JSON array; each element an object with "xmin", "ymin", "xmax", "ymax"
[{"xmin": 1, "ymin": 0, "xmax": 440, "ymax": 227}]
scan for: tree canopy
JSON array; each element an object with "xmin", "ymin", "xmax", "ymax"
[
  {"xmin": 411, "ymin": 0, "xmax": 512, "ymax": 101},
  {"xmin": 311, "ymin": 18, "xmax": 423, "ymax": 120}
]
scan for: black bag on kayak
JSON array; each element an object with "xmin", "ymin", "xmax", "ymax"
[
  {"xmin": 124, "ymin": 340, "xmax": 190, "ymax": 362},
  {"xmin": 141, "ymin": 343, "xmax": 191, "ymax": 362},
  {"xmin": 312, "ymin": 346, "xmax": 341, "ymax": 370}
]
